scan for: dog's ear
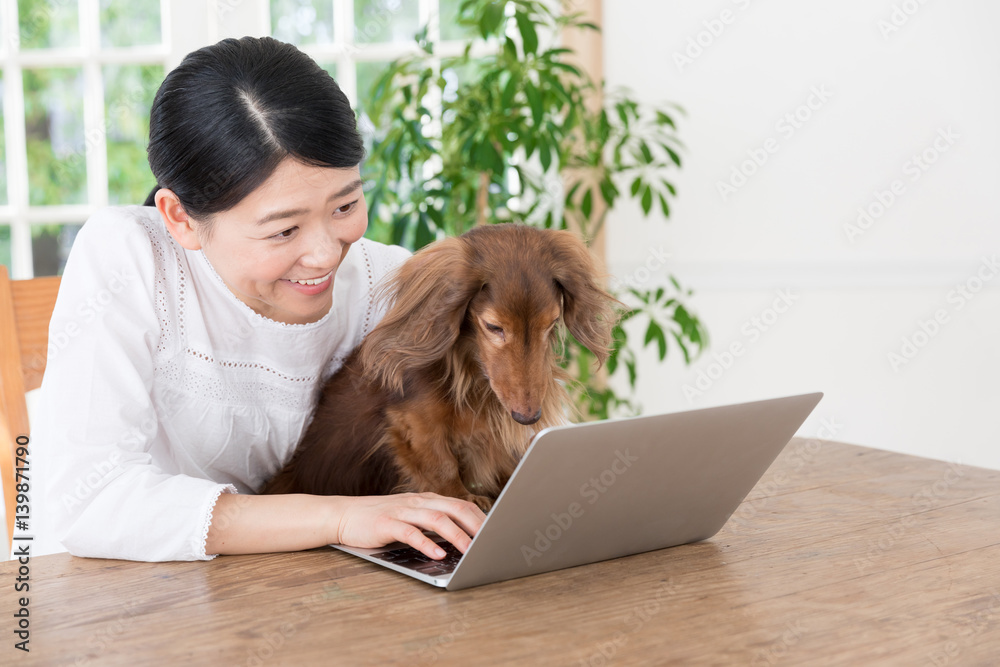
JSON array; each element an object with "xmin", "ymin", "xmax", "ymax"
[
  {"xmin": 548, "ymin": 230, "xmax": 621, "ymax": 367},
  {"xmin": 360, "ymin": 236, "xmax": 481, "ymax": 391}
]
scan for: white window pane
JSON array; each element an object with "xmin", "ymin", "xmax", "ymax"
[
  {"xmin": 23, "ymin": 68, "xmax": 88, "ymax": 206},
  {"xmin": 439, "ymin": 0, "xmax": 477, "ymax": 42},
  {"xmin": 100, "ymin": 0, "xmax": 162, "ymax": 48},
  {"xmin": 354, "ymin": 0, "xmax": 418, "ymax": 45},
  {"xmin": 104, "ymin": 64, "xmax": 162, "ymax": 205},
  {"xmin": 270, "ymin": 0, "xmax": 334, "ymax": 46},
  {"xmin": 319, "ymin": 62, "xmax": 337, "ymax": 80},
  {"xmin": 355, "ymin": 60, "xmax": 393, "ymax": 113},
  {"xmin": 32, "ymin": 223, "xmax": 81, "ymax": 277},
  {"xmin": 17, "ymin": 0, "xmax": 81, "ymax": 50}
]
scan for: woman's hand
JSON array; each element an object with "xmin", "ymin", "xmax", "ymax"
[
  {"xmin": 205, "ymin": 492, "xmax": 485, "ymax": 560},
  {"xmin": 331, "ymin": 492, "xmax": 487, "ymax": 560}
]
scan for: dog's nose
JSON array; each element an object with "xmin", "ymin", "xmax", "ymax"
[{"xmin": 511, "ymin": 409, "xmax": 542, "ymax": 425}]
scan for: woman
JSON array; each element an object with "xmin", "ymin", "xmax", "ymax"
[{"xmin": 37, "ymin": 36, "xmax": 484, "ymax": 562}]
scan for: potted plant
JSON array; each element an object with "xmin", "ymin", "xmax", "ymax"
[{"xmin": 360, "ymin": 0, "xmax": 707, "ymax": 419}]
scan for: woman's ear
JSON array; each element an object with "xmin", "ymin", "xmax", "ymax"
[
  {"xmin": 549, "ymin": 230, "xmax": 621, "ymax": 366},
  {"xmin": 156, "ymin": 189, "xmax": 202, "ymax": 251},
  {"xmin": 360, "ymin": 236, "xmax": 482, "ymax": 391}
]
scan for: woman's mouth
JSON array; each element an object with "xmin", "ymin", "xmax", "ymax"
[{"xmin": 284, "ymin": 270, "xmax": 334, "ymax": 295}]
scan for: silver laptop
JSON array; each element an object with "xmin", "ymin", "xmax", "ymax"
[{"xmin": 332, "ymin": 392, "xmax": 823, "ymax": 590}]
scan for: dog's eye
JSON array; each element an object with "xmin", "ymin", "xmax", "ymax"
[{"xmin": 485, "ymin": 322, "xmax": 505, "ymax": 338}]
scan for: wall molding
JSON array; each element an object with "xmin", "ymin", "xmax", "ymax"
[{"xmin": 605, "ymin": 258, "xmax": 1000, "ymax": 291}]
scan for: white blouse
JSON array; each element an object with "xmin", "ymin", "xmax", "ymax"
[{"xmin": 35, "ymin": 205, "xmax": 410, "ymax": 562}]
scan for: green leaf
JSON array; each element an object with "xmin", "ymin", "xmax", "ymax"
[
  {"xmin": 641, "ymin": 185, "xmax": 653, "ymax": 215},
  {"xmin": 664, "ymin": 145, "xmax": 682, "ymax": 167},
  {"xmin": 598, "ymin": 110, "xmax": 611, "ymax": 143},
  {"xmin": 599, "ymin": 177, "xmax": 617, "ymax": 207},
  {"xmin": 643, "ymin": 320, "xmax": 667, "ymax": 359},
  {"xmin": 480, "ymin": 2, "xmax": 505, "ymax": 38},
  {"xmin": 515, "ymin": 10, "xmax": 539, "ymax": 56},
  {"xmin": 626, "ymin": 359, "xmax": 637, "ymax": 389},
  {"xmin": 615, "ymin": 102, "xmax": 629, "ymax": 128},
  {"xmin": 390, "ymin": 213, "xmax": 408, "ymax": 245},
  {"xmin": 639, "ymin": 141, "xmax": 654, "ymax": 164},
  {"xmin": 617, "ymin": 307, "xmax": 639, "ymax": 323},
  {"xmin": 537, "ymin": 70, "xmax": 571, "ymax": 107},
  {"xmin": 475, "ymin": 140, "xmax": 503, "ymax": 175},
  {"xmin": 630, "ymin": 177, "xmax": 643, "ymax": 197},
  {"xmin": 415, "ymin": 212, "xmax": 436, "ymax": 249},
  {"xmin": 426, "ymin": 205, "xmax": 445, "ymax": 228},
  {"xmin": 655, "ymin": 110, "xmax": 676, "ymax": 129},
  {"xmin": 501, "ymin": 71, "xmax": 519, "ymax": 107},
  {"xmin": 671, "ymin": 330, "xmax": 691, "ymax": 365},
  {"xmin": 658, "ymin": 192, "xmax": 670, "ymax": 218},
  {"xmin": 566, "ymin": 180, "xmax": 583, "ymax": 203},
  {"xmin": 549, "ymin": 61, "xmax": 583, "ymax": 78},
  {"xmin": 539, "ymin": 140, "xmax": 552, "ymax": 172},
  {"xmin": 523, "ymin": 131, "xmax": 537, "ymax": 158},
  {"xmin": 504, "ymin": 35, "xmax": 518, "ymax": 61},
  {"xmin": 581, "ymin": 188, "xmax": 593, "ymax": 220},
  {"xmin": 525, "ymin": 81, "xmax": 544, "ymax": 127}
]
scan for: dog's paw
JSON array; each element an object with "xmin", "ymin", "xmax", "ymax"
[{"xmin": 465, "ymin": 494, "xmax": 494, "ymax": 512}]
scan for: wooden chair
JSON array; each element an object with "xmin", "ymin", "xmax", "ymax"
[{"xmin": 1, "ymin": 265, "xmax": 61, "ymax": 557}]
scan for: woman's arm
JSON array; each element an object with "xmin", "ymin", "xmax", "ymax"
[{"xmin": 204, "ymin": 492, "xmax": 486, "ymax": 559}]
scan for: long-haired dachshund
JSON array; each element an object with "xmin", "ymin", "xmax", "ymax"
[{"xmin": 262, "ymin": 223, "xmax": 618, "ymax": 510}]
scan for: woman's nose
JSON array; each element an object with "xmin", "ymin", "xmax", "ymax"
[{"xmin": 303, "ymin": 228, "xmax": 341, "ymax": 266}]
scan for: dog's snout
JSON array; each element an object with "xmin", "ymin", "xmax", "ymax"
[{"xmin": 511, "ymin": 409, "xmax": 542, "ymax": 425}]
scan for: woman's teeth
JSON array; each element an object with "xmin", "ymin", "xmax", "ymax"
[{"xmin": 289, "ymin": 271, "xmax": 332, "ymax": 286}]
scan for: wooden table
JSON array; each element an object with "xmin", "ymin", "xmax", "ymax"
[{"xmin": 3, "ymin": 440, "xmax": 999, "ymax": 666}]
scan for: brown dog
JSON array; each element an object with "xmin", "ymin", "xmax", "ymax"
[{"xmin": 262, "ymin": 223, "xmax": 618, "ymax": 509}]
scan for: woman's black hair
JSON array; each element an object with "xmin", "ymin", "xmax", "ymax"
[{"xmin": 143, "ymin": 36, "xmax": 364, "ymax": 225}]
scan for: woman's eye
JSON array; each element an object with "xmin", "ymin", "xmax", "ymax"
[{"xmin": 270, "ymin": 227, "xmax": 296, "ymax": 240}]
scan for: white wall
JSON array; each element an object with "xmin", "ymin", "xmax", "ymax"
[{"xmin": 602, "ymin": 0, "xmax": 1000, "ymax": 469}]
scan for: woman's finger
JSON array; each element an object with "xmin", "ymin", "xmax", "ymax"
[
  {"xmin": 390, "ymin": 522, "xmax": 448, "ymax": 560},
  {"xmin": 409, "ymin": 493, "xmax": 486, "ymax": 539}
]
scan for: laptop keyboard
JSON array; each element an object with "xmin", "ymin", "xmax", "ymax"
[{"xmin": 370, "ymin": 541, "xmax": 464, "ymax": 576}]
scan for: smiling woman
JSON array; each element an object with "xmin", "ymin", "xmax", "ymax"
[
  {"xmin": 158, "ymin": 160, "xmax": 368, "ymax": 325},
  {"xmin": 34, "ymin": 36, "xmax": 487, "ymax": 565}
]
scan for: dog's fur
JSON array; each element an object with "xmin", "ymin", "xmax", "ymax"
[{"xmin": 262, "ymin": 223, "xmax": 618, "ymax": 509}]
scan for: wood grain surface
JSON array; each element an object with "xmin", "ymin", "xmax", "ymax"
[{"xmin": 3, "ymin": 439, "xmax": 998, "ymax": 666}]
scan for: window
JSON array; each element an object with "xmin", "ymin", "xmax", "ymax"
[
  {"xmin": 1, "ymin": 0, "xmax": 166, "ymax": 277},
  {"xmin": 0, "ymin": 0, "xmax": 477, "ymax": 277},
  {"xmin": 266, "ymin": 0, "xmax": 477, "ymax": 113}
]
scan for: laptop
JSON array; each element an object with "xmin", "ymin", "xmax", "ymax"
[{"xmin": 332, "ymin": 392, "xmax": 823, "ymax": 590}]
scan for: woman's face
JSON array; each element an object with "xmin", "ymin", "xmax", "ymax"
[{"xmin": 194, "ymin": 158, "xmax": 368, "ymax": 325}]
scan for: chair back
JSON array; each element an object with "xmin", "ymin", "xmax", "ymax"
[{"xmin": 1, "ymin": 265, "xmax": 61, "ymax": 557}]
